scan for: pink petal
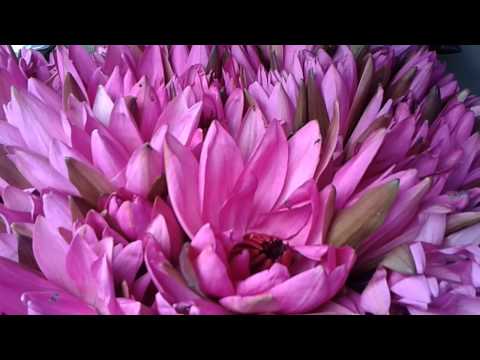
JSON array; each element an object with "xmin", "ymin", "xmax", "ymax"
[
  {"xmin": 277, "ymin": 121, "xmax": 321, "ymax": 205},
  {"xmin": 390, "ymin": 275, "xmax": 432, "ymax": 305},
  {"xmin": 109, "ymin": 97, "xmax": 144, "ymax": 153},
  {"xmin": 42, "ymin": 191, "xmax": 72, "ymax": 231},
  {"xmin": 112, "ymin": 240, "xmax": 143, "ymax": 288},
  {"xmin": 91, "ymin": 129, "xmax": 129, "ymax": 179},
  {"xmin": 145, "ymin": 239, "xmax": 199, "ymax": 303},
  {"xmin": 265, "ymin": 83, "xmax": 294, "ymax": 133},
  {"xmin": 238, "ymin": 106, "xmax": 267, "ymax": 160},
  {"xmin": 236, "ymin": 263, "xmax": 290, "ymax": 296},
  {"xmin": 244, "ymin": 120, "xmax": 288, "ymax": 214},
  {"xmin": 0, "ymin": 233, "xmax": 18, "ymax": 262},
  {"xmin": 0, "ymin": 257, "xmax": 62, "ymax": 315},
  {"xmin": 199, "ymin": 121, "xmax": 244, "ymax": 228},
  {"xmin": 194, "ymin": 245, "xmax": 235, "ymax": 298},
  {"xmin": 219, "ymin": 293, "xmax": 277, "ymax": 314},
  {"xmin": 21, "ymin": 289, "xmax": 97, "ymax": 314},
  {"xmin": 164, "ymin": 134, "xmax": 202, "ymax": 239},
  {"xmin": 92, "ymin": 85, "xmax": 114, "ymax": 126},
  {"xmin": 224, "ymin": 88, "xmax": 245, "ymax": 139},
  {"xmin": 360, "ymin": 267, "xmax": 391, "ymax": 315},
  {"xmin": 249, "ymin": 204, "xmax": 312, "ymax": 240},
  {"xmin": 0, "ymin": 120, "xmax": 26, "ymax": 148},
  {"xmin": 138, "ymin": 46, "xmax": 164, "ymax": 87},
  {"xmin": 146, "ymin": 214, "xmax": 173, "ymax": 261},
  {"xmin": 2, "ymin": 185, "xmax": 34, "ymax": 214},
  {"xmin": 32, "ymin": 216, "xmax": 71, "ymax": 291},
  {"xmin": 125, "ymin": 144, "xmax": 163, "ymax": 197},
  {"xmin": 5, "ymin": 88, "xmax": 66, "ymax": 156},
  {"xmin": 8, "ymin": 149, "xmax": 78, "ymax": 195},
  {"xmin": 332, "ymin": 128, "xmax": 386, "ymax": 209},
  {"xmin": 68, "ymin": 45, "xmax": 97, "ymax": 86},
  {"xmin": 218, "ymin": 171, "xmax": 258, "ymax": 236}
]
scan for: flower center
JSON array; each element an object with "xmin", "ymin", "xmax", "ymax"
[{"xmin": 231, "ymin": 233, "xmax": 293, "ymax": 273}]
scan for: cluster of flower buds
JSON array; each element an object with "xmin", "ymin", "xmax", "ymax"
[{"xmin": 0, "ymin": 45, "xmax": 479, "ymax": 315}]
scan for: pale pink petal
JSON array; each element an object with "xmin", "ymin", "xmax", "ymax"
[
  {"xmin": 125, "ymin": 144, "xmax": 163, "ymax": 197},
  {"xmin": 32, "ymin": 216, "xmax": 71, "ymax": 291},
  {"xmin": 360, "ymin": 267, "xmax": 391, "ymax": 315}
]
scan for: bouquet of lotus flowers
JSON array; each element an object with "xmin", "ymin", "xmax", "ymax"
[{"xmin": 1, "ymin": 44, "xmax": 479, "ymax": 315}]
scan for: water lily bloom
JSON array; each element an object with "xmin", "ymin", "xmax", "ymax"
[
  {"xmin": 147, "ymin": 120, "xmax": 355, "ymax": 314},
  {"xmin": 1, "ymin": 45, "xmax": 480, "ymax": 315}
]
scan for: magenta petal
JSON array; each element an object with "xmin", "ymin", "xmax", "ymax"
[
  {"xmin": 32, "ymin": 216, "xmax": 71, "ymax": 291},
  {"xmin": 0, "ymin": 233, "xmax": 18, "ymax": 262},
  {"xmin": 22, "ymin": 290, "xmax": 97, "ymax": 315},
  {"xmin": 2, "ymin": 185, "xmax": 34, "ymax": 214},
  {"xmin": 185, "ymin": 45, "xmax": 209, "ymax": 69},
  {"xmin": 170, "ymin": 45, "xmax": 189, "ymax": 75},
  {"xmin": 109, "ymin": 98, "xmax": 143, "ymax": 153},
  {"xmin": 112, "ymin": 240, "xmax": 143, "ymax": 288},
  {"xmin": 194, "ymin": 245, "xmax": 235, "ymax": 298},
  {"xmin": 0, "ymin": 120, "xmax": 26, "ymax": 148},
  {"xmin": 155, "ymin": 293, "xmax": 179, "ymax": 315},
  {"xmin": 137, "ymin": 46, "xmax": 164, "ymax": 87},
  {"xmin": 199, "ymin": 121, "xmax": 244, "ymax": 227},
  {"xmin": 42, "ymin": 191, "xmax": 71, "ymax": 231},
  {"xmin": 224, "ymin": 88, "xmax": 245, "ymax": 139},
  {"xmin": 27, "ymin": 78, "xmax": 62, "ymax": 110},
  {"xmin": 219, "ymin": 293, "xmax": 278, "ymax": 314},
  {"xmin": 249, "ymin": 204, "xmax": 311, "ymax": 240},
  {"xmin": 244, "ymin": 120, "xmax": 288, "ymax": 214},
  {"xmin": 164, "ymin": 134, "xmax": 202, "ymax": 239},
  {"xmin": 265, "ymin": 83, "xmax": 294, "ymax": 133},
  {"xmin": 0, "ymin": 257, "xmax": 62, "ymax": 314},
  {"xmin": 9, "ymin": 149, "xmax": 78, "ymax": 195},
  {"xmin": 277, "ymin": 121, "xmax": 321, "ymax": 205},
  {"xmin": 159, "ymin": 94, "xmax": 202, "ymax": 146},
  {"xmin": 293, "ymin": 244, "xmax": 329, "ymax": 261},
  {"xmin": 218, "ymin": 171, "xmax": 258, "ymax": 236},
  {"xmin": 145, "ymin": 239, "xmax": 199, "ymax": 303},
  {"xmin": 360, "ymin": 268, "xmax": 391, "ymax": 315},
  {"xmin": 5, "ymin": 88, "xmax": 66, "ymax": 156},
  {"xmin": 91, "ymin": 129, "xmax": 129, "ymax": 179},
  {"xmin": 151, "ymin": 197, "xmax": 183, "ymax": 261},
  {"xmin": 390, "ymin": 275, "xmax": 432, "ymax": 305},
  {"xmin": 68, "ymin": 45, "xmax": 96, "ymax": 86},
  {"xmin": 65, "ymin": 233, "xmax": 98, "ymax": 303},
  {"xmin": 125, "ymin": 144, "xmax": 163, "ymax": 197},
  {"xmin": 236, "ymin": 263, "xmax": 290, "ymax": 296},
  {"xmin": 349, "ymin": 86, "xmax": 384, "ymax": 145},
  {"xmin": 268, "ymin": 266, "xmax": 329, "ymax": 313},
  {"xmin": 238, "ymin": 106, "xmax": 267, "ymax": 160},
  {"xmin": 146, "ymin": 214, "xmax": 172, "ymax": 260},
  {"xmin": 332, "ymin": 129, "xmax": 386, "ymax": 209}
]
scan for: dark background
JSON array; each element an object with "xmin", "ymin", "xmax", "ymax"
[{"xmin": 442, "ymin": 45, "xmax": 480, "ymax": 95}]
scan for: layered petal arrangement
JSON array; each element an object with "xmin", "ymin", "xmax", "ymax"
[{"xmin": 0, "ymin": 44, "xmax": 479, "ymax": 315}]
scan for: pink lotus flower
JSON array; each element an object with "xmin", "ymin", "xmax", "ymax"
[
  {"xmin": 0, "ymin": 45, "xmax": 480, "ymax": 315},
  {"xmin": 145, "ymin": 119, "xmax": 355, "ymax": 314}
]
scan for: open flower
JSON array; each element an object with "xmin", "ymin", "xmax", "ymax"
[
  {"xmin": 145, "ymin": 120, "xmax": 355, "ymax": 314},
  {"xmin": 0, "ymin": 45, "xmax": 480, "ymax": 315}
]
